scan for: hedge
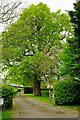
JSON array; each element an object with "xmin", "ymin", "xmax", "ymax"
[
  {"xmin": 13, "ymin": 89, "xmax": 18, "ymax": 97},
  {"xmin": 2, "ymin": 85, "xmax": 15, "ymax": 110},
  {"xmin": 41, "ymin": 88, "xmax": 53, "ymax": 96},
  {"xmin": 41, "ymin": 91, "xmax": 49, "ymax": 96},
  {"xmin": 24, "ymin": 87, "xmax": 33, "ymax": 94},
  {"xmin": 53, "ymin": 80, "xmax": 80, "ymax": 105},
  {"xmin": 23, "ymin": 87, "xmax": 53, "ymax": 96},
  {"xmin": 0, "ymin": 85, "xmax": 2, "ymax": 98}
]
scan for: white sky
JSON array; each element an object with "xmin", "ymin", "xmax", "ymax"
[
  {"xmin": 0, "ymin": 0, "xmax": 76, "ymax": 33},
  {"xmin": 26, "ymin": 0, "xmax": 76, "ymax": 13}
]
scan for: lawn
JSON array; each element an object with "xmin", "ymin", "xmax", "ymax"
[
  {"xmin": 24, "ymin": 94, "xmax": 53, "ymax": 104},
  {"xmin": 25, "ymin": 94, "xmax": 80, "ymax": 110}
]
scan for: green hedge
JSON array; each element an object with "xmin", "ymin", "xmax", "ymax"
[
  {"xmin": 13, "ymin": 89, "xmax": 18, "ymax": 97},
  {"xmin": 41, "ymin": 88, "xmax": 53, "ymax": 91},
  {"xmin": 24, "ymin": 87, "xmax": 33, "ymax": 94},
  {"xmin": 41, "ymin": 91, "xmax": 49, "ymax": 96},
  {"xmin": 41, "ymin": 88, "xmax": 53, "ymax": 96},
  {"xmin": 0, "ymin": 85, "xmax": 2, "ymax": 98},
  {"xmin": 2, "ymin": 85, "xmax": 15, "ymax": 110},
  {"xmin": 53, "ymin": 80, "xmax": 80, "ymax": 105}
]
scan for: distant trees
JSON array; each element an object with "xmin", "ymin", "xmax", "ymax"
[{"xmin": 59, "ymin": 0, "xmax": 80, "ymax": 81}]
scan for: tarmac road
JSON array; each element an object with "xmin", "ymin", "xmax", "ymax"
[{"xmin": 12, "ymin": 92, "xmax": 78, "ymax": 118}]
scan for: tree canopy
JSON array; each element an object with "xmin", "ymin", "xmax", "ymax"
[
  {"xmin": 2, "ymin": 3, "xmax": 73, "ymax": 66},
  {"xmin": 2, "ymin": 2, "xmax": 74, "ymax": 95},
  {"xmin": 59, "ymin": 1, "xmax": 80, "ymax": 81}
]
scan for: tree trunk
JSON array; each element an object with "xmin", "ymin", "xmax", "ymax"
[
  {"xmin": 33, "ymin": 76, "xmax": 41, "ymax": 96},
  {"xmin": 57, "ymin": 75, "xmax": 59, "ymax": 81}
]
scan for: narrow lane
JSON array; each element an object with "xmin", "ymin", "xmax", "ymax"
[{"xmin": 12, "ymin": 92, "xmax": 78, "ymax": 118}]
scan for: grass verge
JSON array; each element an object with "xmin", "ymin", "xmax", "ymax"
[
  {"xmin": 0, "ymin": 109, "xmax": 13, "ymax": 119},
  {"xmin": 24, "ymin": 94, "xmax": 80, "ymax": 110},
  {"xmin": 0, "ymin": 111, "xmax": 2, "ymax": 120},
  {"xmin": 24, "ymin": 94, "xmax": 53, "ymax": 104}
]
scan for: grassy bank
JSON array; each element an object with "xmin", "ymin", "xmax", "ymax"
[
  {"xmin": 0, "ymin": 91, "xmax": 18, "ymax": 119},
  {"xmin": 25, "ymin": 94, "xmax": 80, "ymax": 110},
  {"xmin": 0, "ymin": 109, "xmax": 12, "ymax": 119},
  {"xmin": 0, "ymin": 111, "xmax": 2, "ymax": 120},
  {"xmin": 2, "ymin": 110, "xmax": 12, "ymax": 118},
  {"xmin": 25, "ymin": 94, "xmax": 53, "ymax": 104}
]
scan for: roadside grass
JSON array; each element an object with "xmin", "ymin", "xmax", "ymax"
[
  {"xmin": 0, "ymin": 107, "xmax": 12, "ymax": 119},
  {"xmin": 0, "ymin": 90, "xmax": 18, "ymax": 119},
  {"xmin": 2, "ymin": 109, "xmax": 12, "ymax": 118},
  {"xmin": 24, "ymin": 94, "xmax": 80, "ymax": 110},
  {"xmin": 0, "ymin": 111, "xmax": 2, "ymax": 120},
  {"xmin": 24, "ymin": 94, "xmax": 52, "ymax": 104}
]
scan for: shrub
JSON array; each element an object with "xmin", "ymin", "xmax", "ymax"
[
  {"xmin": 41, "ymin": 91, "xmax": 49, "ymax": 96},
  {"xmin": 24, "ymin": 87, "xmax": 33, "ymax": 94},
  {"xmin": 53, "ymin": 80, "xmax": 80, "ymax": 105},
  {"xmin": 41, "ymin": 88, "xmax": 53, "ymax": 91},
  {"xmin": 41, "ymin": 88, "xmax": 53, "ymax": 96},
  {"xmin": 2, "ymin": 85, "xmax": 15, "ymax": 110},
  {"xmin": 13, "ymin": 89, "xmax": 18, "ymax": 97},
  {"xmin": 0, "ymin": 85, "xmax": 2, "ymax": 98}
]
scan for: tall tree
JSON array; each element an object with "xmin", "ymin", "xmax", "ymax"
[
  {"xmin": 68, "ymin": 0, "xmax": 80, "ymax": 48},
  {"xmin": 0, "ymin": 0, "xmax": 28, "ymax": 82},
  {"xmin": 59, "ymin": 1, "xmax": 80, "ymax": 81},
  {"xmin": 2, "ymin": 3, "xmax": 73, "ymax": 95}
]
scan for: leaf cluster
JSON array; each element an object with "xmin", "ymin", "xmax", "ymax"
[{"xmin": 53, "ymin": 80, "xmax": 80, "ymax": 105}]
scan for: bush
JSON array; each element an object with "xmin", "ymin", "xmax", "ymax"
[
  {"xmin": 24, "ymin": 87, "xmax": 33, "ymax": 94},
  {"xmin": 53, "ymin": 80, "xmax": 80, "ymax": 105},
  {"xmin": 0, "ymin": 85, "xmax": 2, "ymax": 98},
  {"xmin": 2, "ymin": 85, "xmax": 15, "ymax": 110},
  {"xmin": 41, "ymin": 88, "xmax": 53, "ymax": 96},
  {"xmin": 41, "ymin": 91, "xmax": 49, "ymax": 96},
  {"xmin": 41, "ymin": 88, "xmax": 53, "ymax": 91},
  {"xmin": 13, "ymin": 89, "xmax": 18, "ymax": 97}
]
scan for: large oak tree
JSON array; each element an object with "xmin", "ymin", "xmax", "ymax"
[{"xmin": 2, "ymin": 2, "xmax": 73, "ymax": 95}]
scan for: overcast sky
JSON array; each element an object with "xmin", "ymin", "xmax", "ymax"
[
  {"xmin": 0, "ymin": 0, "xmax": 76, "ymax": 33},
  {"xmin": 26, "ymin": 0, "xmax": 76, "ymax": 13}
]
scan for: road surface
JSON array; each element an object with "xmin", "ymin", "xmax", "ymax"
[{"xmin": 12, "ymin": 92, "xmax": 78, "ymax": 118}]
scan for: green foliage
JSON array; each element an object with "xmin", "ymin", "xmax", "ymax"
[
  {"xmin": 25, "ymin": 94, "xmax": 50, "ymax": 104},
  {"xmin": 2, "ymin": 2, "xmax": 72, "ymax": 67},
  {"xmin": 53, "ymin": 80, "xmax": 80, "ymax": 105},
  {"xmin": 41, "ymin": 88, "xmax": 53, "ymax": 96},
  {"xmin": 24, "ymin": 87, "xmax": 33, "ymax": 94},
  {"xmin": 68, "ymin": 1, "xmax": 80, "ymax": 39},
  {"xmin": 2, "ymin": 109, "xmax": 13, "ymax": 118},
  {"xmin": 59, "ymin": 0, "xmax": 80, "ymax": 79},
  {"xmin": 17, "ymin": 52, "xmax": 48, "ymax": 84},
  {"xmin": 13, "ymin": 89, "xmax": 18, "ymax": 96},
  {"xmin": 41, "ymin": 91, "xmax": 49, "ymax": 96},
  {"xmin": 8, "ymin": 65, "xmax": 23, "ymax": 85},
  {"xmin": 2, "ymin": 2, "xmax": 73, "ymax": 93},
  {"xmin": 0, "ymin": 85, "xmax": 2, "ymax": 98},
  {"xmin": 2, "ymin": 85, "xmax": 15, "ymax": 110},
  {"xmin": 59, "ymin": 37, "xmax": 80, "ymax": 79}
]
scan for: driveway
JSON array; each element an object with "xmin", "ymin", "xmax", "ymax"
[{"xmin": 12, "ymin": 92, "xmax": 78, "ymax": 118}]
